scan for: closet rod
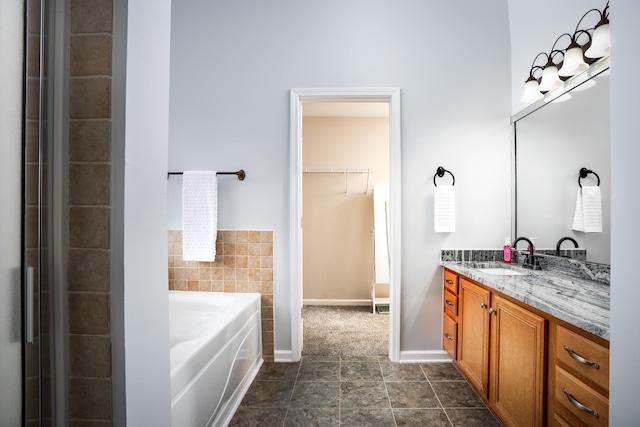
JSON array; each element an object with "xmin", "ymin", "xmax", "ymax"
[{"xmin": 167, "ymin": 170, "xmax": 246, "ymax": 180}]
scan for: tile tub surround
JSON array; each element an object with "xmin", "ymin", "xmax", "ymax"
[
  {"xmin": 230, "ymin": 358, "xmax": 501, "ymax": 427},
  {"xmin": 168, "ymin": 230, "xmax": 275, "ymax": 360},
  {"xmin": 440, "ymin": 258, "xmax": 610, "ymax": 341}
]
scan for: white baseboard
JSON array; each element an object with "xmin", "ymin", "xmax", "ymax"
[
  {"xmin": 303, "ymin": 299, "xmax": 372, "ymax": 306},
  {"xmin": 398, "ymin": 350, "xmax": 452, "ymax": 363},
  {"xmin": 274, "ymin": 349, "xmax": 295, "ymax": 362}
]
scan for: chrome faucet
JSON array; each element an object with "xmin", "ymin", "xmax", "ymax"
[
  {"xmin": 512, "ymin": 237, "xmax": 542, "ymax": 270},
  {"xmin": 556, "ymin": 236, "xmax": 579, "ymax": 257}
]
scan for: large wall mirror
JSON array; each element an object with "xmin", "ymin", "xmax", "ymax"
[{"xmin": 512, "ymin": 58, "xmax": 610, "ymax": 265}]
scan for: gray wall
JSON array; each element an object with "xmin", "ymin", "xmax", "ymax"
[
  {"xmin": 168, "ymin": 0, "xmax": 512, "ymax": 357},
  {"xmin": 0, "ymin": 0, "xmax": 24, "ymax": 423}
]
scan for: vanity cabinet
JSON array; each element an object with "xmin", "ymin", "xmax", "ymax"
[
  {"xmin": 442, "ymin": 270, "xmax": 459, "ymax": 359},
  {"xmin": 549, "ymin": 323, "xmax": 609, "ymax": 426},
  {"xmin": 445, "ymin": 271, "xmax": 546, "ymax": 427}
]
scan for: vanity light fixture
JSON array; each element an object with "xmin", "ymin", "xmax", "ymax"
[
  {"xmin": 521, "ymin": 1, "xmax": 610, "ymax": 103},
  {"xmin": 585, "ymin": 2, "xmax": 610, "ymax": 59}
]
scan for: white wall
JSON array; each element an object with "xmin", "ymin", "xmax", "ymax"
[
  {"xmin": 0, "ymin": 0, "xmax": 24, "ymax": 423},
  {"xmin": 121, "ymin": 0, "xmax": 173, "ymax": 424},
  {"xmin": 609, "ymin": 1, "xmax": 640, "ymax": 423},
  {"xmin": 509, "ymin": 0, "xmax": 606, "ymax": 115},
  {"xmin": 169, "ymin": 0, "xmax": 512, "ymax": 356}
]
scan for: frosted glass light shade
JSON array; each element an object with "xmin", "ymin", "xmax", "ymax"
[
  {"xmin": 521, "ymin": 79, "xmax": 544, "ymax": 103},
  {"xmin": 538, "ymin": 65, "xmax": 563, "ymax": 92},
  {"xmin": 585, "ymin": 23, "xmax": 610, "ymax": 58},
  {"xmin": 558, "ymin": 46, "xmax": 589, "ymax": 77}
]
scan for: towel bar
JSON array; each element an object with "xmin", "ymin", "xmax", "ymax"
[
  {"xmin": 578, "ymin": 167, "xmax": 599, "ymax": 187},
  {"xmin": 433, "ymin": 166, "xmax": 455, "ymax": 187},
  {"xmin": 167, "ymin": 170, "xmax": 246, "ymax": 181}
]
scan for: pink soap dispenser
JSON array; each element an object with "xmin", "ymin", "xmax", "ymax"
[{"xmin": 503, "ymin": 238, "xmax": 512, "ymax": 264}]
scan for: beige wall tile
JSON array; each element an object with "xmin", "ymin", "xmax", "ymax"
[
  {"xmin": 69, "ymin": 207, "xmax": 109, "ymax": 249},
  {"xmin": 69, "ymin": 378, "xmax": 111, "ymax": 420},
  {"xmin": 69, "ymin": 77, "xmax": 111, "ymax": 119},
  {"xmin": 68, "ymin": 249, "xmax": 109, "ymax": 292},
  {"xmin": 249, "ymin": 231, "xmax": 261, "ymax": 243},
  {"xmin": 70, "ymin": 35, "xmax": 112, "ymax": 76},
  {"xmin": 68, "ymin": 293, "xmax": 109, "ymax": 335},
  {"xmin": 70, "ymin": 0, "xmax": 113, "ymax": 34},
  {"xmin": 69, "ymin": 163, "xmax": 110, "ymax": 205},
  {"xmin": 69, "ymin": 120, "xmax": 111, "ymax": 162},
  {"xmin": 69, "ymin": 335, "xmax": 111, "ymax": 378}
]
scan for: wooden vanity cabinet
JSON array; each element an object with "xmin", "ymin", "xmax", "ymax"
[
  {"xmin": 442, "ymin": 270, "xmax": 459, "ymax": 359},
  {"xmin": 549, "ymin": 323, "xmax": 609, "ymax": 426},
  {"xmin": 445, "ymin": 270, "xmax": 546, "ymax": 427}
]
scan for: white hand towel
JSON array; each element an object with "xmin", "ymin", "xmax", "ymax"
[
  {"xmin": 182, "ymin": 171, "xmax": 218, "ymax": 261},
  {"xmin": 571, "ymin": 189, "xmax": 584, "ymax": 232},
  {"xmin": 434, "ymin": 185, "xmax": 456, "ymax": 233},
  {"xmin": 581, "ymin": 186, "xmax": 602, "ymax": 233},
  {"xmin": 572, "ymin": 186, "xmax": 602, "ymax": 233}
]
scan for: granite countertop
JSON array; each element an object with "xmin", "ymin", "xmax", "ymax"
[{"xmin": 441, "ymin": 260, "xmax": 610, "ymax": 341}]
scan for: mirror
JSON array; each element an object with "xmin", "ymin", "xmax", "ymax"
[{"xmin": 512, "ymin": 59, "xmax": 610, "ymax": 264}]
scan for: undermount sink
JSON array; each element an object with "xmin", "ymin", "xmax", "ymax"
[{"xmin": 478, "ymin": 268, "xmax": 528, "ymax": 276}]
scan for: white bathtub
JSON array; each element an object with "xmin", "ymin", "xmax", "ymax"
[{"xmin": 169, "ymin": 291, "xmax": 263, "ymax": 427}]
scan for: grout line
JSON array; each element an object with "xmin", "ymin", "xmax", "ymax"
[{"xmin": 419, "ymin": 364, "xmax": 455, "ymax": 427}]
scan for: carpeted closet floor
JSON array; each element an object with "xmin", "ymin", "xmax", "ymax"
[{"xmin": 302, "ymin": 306, "xmax": 389, "ymax": 357}]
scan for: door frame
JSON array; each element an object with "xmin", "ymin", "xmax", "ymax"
[{"xmin": 289, "ymin": 88, "xmax": 401, "ymax": 361}]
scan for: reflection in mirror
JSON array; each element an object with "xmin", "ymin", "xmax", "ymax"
[{"xmin": 513, "ymin": 67, "xmax": 610, "ymax": 264}]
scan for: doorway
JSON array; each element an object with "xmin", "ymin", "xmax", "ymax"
[
  {"xmin": 301, "ymin": 101, "xmax": 389, "ymax": 356},
  {"xmin": 289, "ymin": 88, "xmax": 402, "ymax": 362}
]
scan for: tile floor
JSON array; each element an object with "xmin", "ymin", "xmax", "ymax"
[{"xmin": 229, "ymin": 357, "xmax": 501, "ymax": 426}]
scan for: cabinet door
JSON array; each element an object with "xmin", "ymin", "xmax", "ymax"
[
  {"xmin": 457, "ymin": 278, "xmax": 491, "ymax": 398},
  {"xmin": 490, "ymin": 295, "xmax": 546, "ymax": 427}
]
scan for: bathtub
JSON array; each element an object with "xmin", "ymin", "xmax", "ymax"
[{"xmin": 169, "ymin": 291, "xmax": 263, "ymax": 427}]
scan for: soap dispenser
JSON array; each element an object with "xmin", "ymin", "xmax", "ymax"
[{"xmin": 503, "ymin": 238, "xmax": 512, "ymax": 264}]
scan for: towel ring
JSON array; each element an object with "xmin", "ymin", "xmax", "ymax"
[
  {"xmin": 578, "ymin": 167, "xmax": 600, "ymax": 187},
  {"xmin": 433, "ymin": 166, "xmax": 455, "ymax": 187}
]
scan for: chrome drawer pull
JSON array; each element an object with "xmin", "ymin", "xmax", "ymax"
[
  {"xmin": 562, "ymin": 388, "xmax": 599, "ymax": 418},
  {"xmin": 488, "ymin": 307, "xmax": 497, "ymax": 315},
  {"xmin": 444, "ymin": 333, "xmax": 453, "ymax": 341},
  {"xmin": 480, "ymin": 302, "xmax": 487, "ymax": 309},
  {"xmin": 563, "ymin": 345, "xmax": 600, "ymax": 369},
  {"xmin": 445, "ymin": 279, "xmax": 454, "ymax": 285},
  {"xmin": 445, "ymin": 299, "xmax": 454, "ymax": 306}
]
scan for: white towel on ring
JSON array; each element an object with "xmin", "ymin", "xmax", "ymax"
[
  {"xmin": 434, "ymin": 185, "xmax": 456, "ymax": 233},
  {"xmin": 572, "ymin": 186, "xmax": 602, "ymax": 233},
  {"xmin": 182, "ymin": 171, "xmax": 218, "ymax": 261}
]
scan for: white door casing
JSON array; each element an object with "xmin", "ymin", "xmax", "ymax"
[{"xmin": 289, "ymin": 88, "xmax": 401, "ymax": 362}]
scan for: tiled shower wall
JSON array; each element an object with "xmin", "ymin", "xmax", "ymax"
[
  {"xmin": 67, "ymin": 0, "xmax": 113, "ymax": 423},
  {"xmin": 168, "ymin": 230, "xmax": 275, "ymax": 361}
]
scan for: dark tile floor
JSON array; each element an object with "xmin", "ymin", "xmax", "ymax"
[{"xmin": 229, "ymin": 357, "xmax": 501, "ymax": 426}]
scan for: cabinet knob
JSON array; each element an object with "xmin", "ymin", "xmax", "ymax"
[
  {"xmin": 480, "ymin": 302, "xmax": 487, "ymax": 309},
  {"xmin": 488, "ymin": 308, "xmax": 497, "ymax": 315}
]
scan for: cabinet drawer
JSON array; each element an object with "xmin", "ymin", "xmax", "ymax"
[
  {"xmin": 556, "ymin": 366, "xmax": 608, "ymax": 427},
  {"xmin": 443, "ymin": 313, "xmax": 457, "ymax": 359},
  {"xmin": 443, "ymin": 270, "xmax": 458, "ymax": 294},
  {"xmin": 557, "ymin": 325, "xmax": 609, "ymax": 392},
  {"xmin": 443, "ymin": 289, "xmax": 458, "ymax": 317}
]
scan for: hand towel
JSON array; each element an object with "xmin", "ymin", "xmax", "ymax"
[
  {"xmin": 434, "ymin": 185, "xmax": 456, "ymax": 233},
  {"xmin": 571, "ymin": 189, "xmax": 584, "ymax": 232},
  {"xmin": 182, "ymin": 171, "xmax": 218, "ymax": 261},
  {"xmin": 572, "ymin": 186, "xmax": 602, "ymax": 233}
]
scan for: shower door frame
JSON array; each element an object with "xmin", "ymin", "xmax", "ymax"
[{"xmin": 289, "ymin": 88, "xmax": 402, "ymax": 362}]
